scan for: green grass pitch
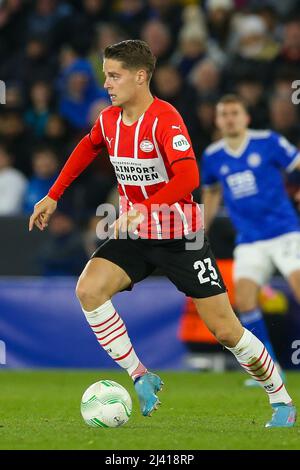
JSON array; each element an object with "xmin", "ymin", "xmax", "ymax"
[{"xmin": 0, "ymin": 370, "xmax": 299, "ymax": 450}]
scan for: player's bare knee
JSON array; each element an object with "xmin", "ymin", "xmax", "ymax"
[
  {"xmin": 76, "ymin": 275, "xmax": 109, "ymax": 309},
  {"xmin": 214, "ymin": 319, "xmax": 243, "ymax": 347}
]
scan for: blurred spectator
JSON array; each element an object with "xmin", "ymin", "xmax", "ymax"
[
  {"xmin": 191, "ymin": 96, "xmax": 217, "ymax": 159},
  {"xmin": 5, "ymin": 83, "xmax": 24, "ymax": 111},
  {"xmin": 0, "ymin": 0, "xmax": 29, "ymax": 63},
  {"xmin": 269, "ymin": 94, "xmax": 300, "ymax": 144},
  {"xmin": 112, "ymin": 0, "xmax": 149, "ymax": 38},
  {"xmin": 24, "ymin": 81, "xmax": 53, "ymax": 138},
  {"xmin": 88, "ymin": 23, "xmax": 127, "ymax": 86},
  {"xmin": 267, "ymin": 0, "xmax": 300, "ymax": 17},
  {"xmin": 44, "ymin": 114, "xmax": 73, "ymax": 157},
  {"xmin": 0, "ymin": 143, "xmax": 27, "ymax": 215},
  {"xmin": 141, "ymin": 19, "xmax": 173, "ymax": 64},
  {"xmin": 57, "ymin": 0, "xmax": 112, "ymax": 56},
  {"xmin": 274, "ymin": 17, "xmax": 300, "ymax": 70},
  {"xmin": 272, "ymin": 66, "xmax": 299, "ymax": 97},
  {"xmin": 148, "ymin": 0, "xmax": 183, "ymax": 38},
  {"xmin": 254, "ymin": 3, "xmax": 280, "ymax": 39},
  {"xmin": 206, "ymin": 0, "xmax": 234, "ymax": 51},
  {"xmin": 237, "ymin": 14, "xmax": 279, "ymax": 60},
  {"xmin": 0, "ymin": 111, "xmax": 33, "ymax": 176},
  {"xmin": 36, "ymin": 210, "xmax": 88, "ymax": 276},
  {"xmin": 189, "ymin": 59, "xmax": 221, "ymax": 100},
  {"xmin": 224, "ymin": 14, "xmax": 279, "ymax": 89},
  {"xmin": 0, "ymin": 34, "xmax": 57, "ymax": 91},
  {"xmin": 235, "ymin": 75, "xmax": 269, "ymax": 128},
  {"xmin": 57, "ymin": 58, "xmax": 107, "ymax": 130},
  {"xmin": 173, "ymin": 21, "xmax": 225, "ymax": 77},
  {"xmin": 27, "ymin": 0, "xmax": 72, "ymax": 46},
  {"xmin": 23, "ymin": 147, "xmax": 59, "ymax": 214},
  {"xmin": 80, "ymin": 0, "xmax": 110, "ymax": 21},
  {"xmin": 152, "ymin": 63, "xmax": 195, "ymax": 129}
]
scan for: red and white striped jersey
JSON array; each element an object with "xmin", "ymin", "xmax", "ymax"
[{"xmin": 90, "ymin": 97, "xmax": 202, "ymax": 239}]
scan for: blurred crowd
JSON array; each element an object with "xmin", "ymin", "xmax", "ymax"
[{"xmin": 1, "ymin": 0, "xmax": 300, "ymax": 275}]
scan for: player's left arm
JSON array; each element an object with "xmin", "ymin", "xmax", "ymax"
[
  {"xmin": 271, "ymin": 132, "xmax": 300, "ymax": 172},
  {"xmin": 141, "ymin": 110, "xmax": 200, "ymax": 209},
  {"xmin": 271, "ymin": 132, "xmax": 300, "ymax": 207}
]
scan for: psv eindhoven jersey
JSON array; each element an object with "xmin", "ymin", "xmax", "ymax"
[{"xmin": 49, "ymin": 97, "xmax": 202, "ymax": 239}]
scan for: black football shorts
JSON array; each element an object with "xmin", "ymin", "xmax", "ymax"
[{"xmin": 91, "ymin": 232, "xmax": 226, "ymax": 298}]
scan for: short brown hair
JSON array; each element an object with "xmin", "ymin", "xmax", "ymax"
[
  {"xmin": 217, "ymin": 94, "xmax": 248, "ymax": 112},
  {"xmin": 104, "ymin": 40, "xmax": 156, "ymax": 81}
]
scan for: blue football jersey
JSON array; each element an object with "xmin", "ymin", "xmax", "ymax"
[{"xmin": 202, "ymin": 130, "xmax": 300, "ymax": 244}]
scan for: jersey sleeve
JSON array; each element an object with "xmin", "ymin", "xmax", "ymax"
[
  {"xmin": 270, "ymin": 132, "xmax": 300, "ymax": 172},
  {"xmin": 155, "ymin": 110, "xmax": 196, "ymax": 167},
  {"xmin": 88, "ymin": 115, "xmax": 106, "ymax": 148},
  {"xmin": 201, "ymin": 151, "xmax": 219, "ymax": 187}
]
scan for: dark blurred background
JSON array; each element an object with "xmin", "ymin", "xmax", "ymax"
[{"xmin": 1, "ymin": 0, "xmax": 300, "ymax": 275}]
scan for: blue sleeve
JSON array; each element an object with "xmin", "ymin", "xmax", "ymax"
[
  {"xmin": 270, "ymin": 132, "xmax": 300, "ymax": 172},
  {"xmin": 201, "ymin": 152, "xmax": 219, "ymax": 187}
]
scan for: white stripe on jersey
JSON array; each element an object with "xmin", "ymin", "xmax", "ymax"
[
  {"xmin": 114, "ymin": 113, "xmax": 129, "ymax": 199},
  {"xmin": 175, "ymin": 202, "xmax": 189, "ymax": 236},
  {"xmin": 134, "ymin": 114, "xmax": 144, "ymax": 159},
  {"xmin": 134, "ymin": 114, "xmax": 148, "ymax": 199},
  {"xmin": 152, "ymin": 117, "xmax": 191, "ymax": 235},
  {"xmin": 114, "ymin": 113, "xmax": 121, "ymax": 157},
  {"xmin": 99, "ymin": 114, "xmax": 106, "ymax": 140},
  {"xmin": 135, "ymin": 114, "xmax": 162, "ymax": 238},
  {"xmin": 152, "ymin": 118, "xmax": 169, "ymax": 182}
]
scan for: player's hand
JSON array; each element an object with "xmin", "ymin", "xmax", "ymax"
[
  {"xmin": 111, "ymin": 208, "xmax": 145, "ymax": 239},
  {"xmin": 29, "ymin": 195, "xmax": 57, "ymax": 232}
]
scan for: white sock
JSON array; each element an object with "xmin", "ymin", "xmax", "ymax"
[
  {"xmin": 226, "ymin": 328, "xmax": 292, "ymax": 405},
  {"xmin": 82, "ymin": 300, "xmax": 147, "ymax": 380}
]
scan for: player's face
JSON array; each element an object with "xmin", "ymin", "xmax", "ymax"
[
  {"xmin": 216, "ymin": 103, "xmax": 250, "ymax": 137},
  {"xmin": 103, "ymin": 59, "xmax": 142, "ymax": 107}
]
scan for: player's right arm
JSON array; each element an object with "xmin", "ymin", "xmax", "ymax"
[
  {"xmin": 29, "ymin": 117, "xmax": 105, "ymax": 232},
  {"xmin": 202, "ymin": 184, "xmax": 222, "ymax": 231},
  {"xmin": 201, "ymin": 149, "xmax": 221, "ymax": 232}
]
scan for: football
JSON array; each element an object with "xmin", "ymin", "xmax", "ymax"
[{"xmin": 80, "ymin": 380, "xmax": 132, "ymax": 428}]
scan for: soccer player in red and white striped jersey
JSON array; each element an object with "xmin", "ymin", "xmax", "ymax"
[{"xmin": 29, "ymin": 40, "xmax": 296, "ymax": 426}]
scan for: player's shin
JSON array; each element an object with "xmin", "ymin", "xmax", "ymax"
[
  {"xmin": 226, "ymin": 328, "xmax": 292, "ymax": 405},
  {"xmin": 82, "ymin": 300, "xmax": 147, "ymax": 381}
]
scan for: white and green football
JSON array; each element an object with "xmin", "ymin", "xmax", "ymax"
[{"xmin": 81, "ymin": 380, "xmax": 132, "ymax": 428}]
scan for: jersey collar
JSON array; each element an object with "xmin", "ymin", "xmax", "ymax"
[{"xmin": 224, "ymin": 131, "xmax": 250, "ymax": 158}]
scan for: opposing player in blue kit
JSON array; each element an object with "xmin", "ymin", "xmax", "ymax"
[{"xmin": 202, "ymin": 94, "xmax": 300, "ymax": 387}]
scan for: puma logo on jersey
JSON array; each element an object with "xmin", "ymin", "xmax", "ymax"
[
  {"xmin": 106, "ymin": 136, "xmax": 114, "ymax": 147},
  {"xmin": 211, "ymin": 280, "xmax": 222, "ymax": 289},
  {"xmin": 172, "ymin": 125, "xmax": 182, "ymax": 131}
]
